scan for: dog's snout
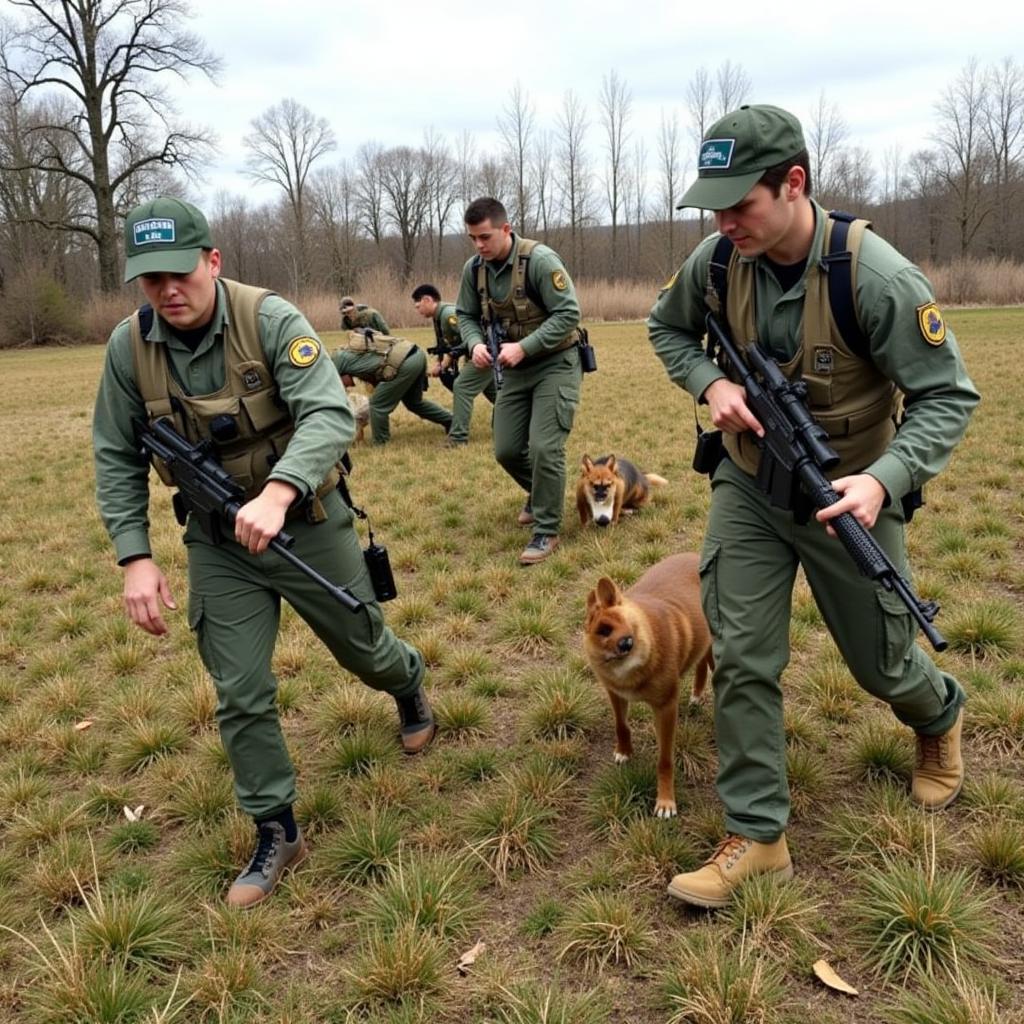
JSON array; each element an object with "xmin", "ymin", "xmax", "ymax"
[
  {"xmin": 617, "ymin": 636, "xmax": 634, "ymax": 654},
  {"xmin": 596, "ymin": 515, "xmax": 610, "ymax": 527}
]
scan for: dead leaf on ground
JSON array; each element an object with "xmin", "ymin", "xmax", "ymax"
[
  {"xmin": 812, "ymin": 958, "xmax": 859, "ymax": 996},
  {"xmin": 457, "ymin": 939, "xmax": 486, "ymax": 975},
  {"xmin": 123, "ymin": 804, "xmax": 145, "ymax": 822},
  {"xmin": 74, "ymin": 719, "xmax": 94, "ymax": 731}
]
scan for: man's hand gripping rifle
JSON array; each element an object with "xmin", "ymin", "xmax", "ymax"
[
  {"xmin": 485, "ymin": 320, "xmax": 506, "ymax": 392},
  {"xmin": 705, "ymin": 313, "xmax": 946, "ymax": 652},
  {"xmin": 135, "ymin": 417, "xmax": 363, "ymax": 613}
]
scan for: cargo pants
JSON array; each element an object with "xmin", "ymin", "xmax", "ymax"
[
  {"xmin": 699, "ymin": 458, "xmax": 965, "ymax": 842},
  {"xmin": 186, "ymin": 489, "xmax": 424, "ymax": 819},
  {"xmin": 492, "ymin": 346, "xmax": 582, "ymax": 536},
  {"xmin": 448, "ymin": 361, "xmax": 497, "ymax": 444},
  {"xmin": 369, "ymin": 347, "xmax": 453, "ymax": 444}
]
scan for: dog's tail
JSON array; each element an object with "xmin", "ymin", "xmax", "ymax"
[{"xmin": 645, "ymin": 473, "xmax": 669, "ymax": 488}]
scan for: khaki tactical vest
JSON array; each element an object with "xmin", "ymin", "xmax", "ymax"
[
  {"xmin": 475, "ymin": 237, "xmax": 577, "ymax": 351},
  {"xmin": 711, "ymin": 218, "xmax": 899, "ymax": 478},
  {"xmin": 130, "ymin": 278, "xmax": 339, "ymax": 508},
  {"xmin": 343, "ymin": 306, "xmax": 375, "ymax": 329},
  {"xmin": 345, "ymin": 329, "xmax": 415, "ymax": 382}
]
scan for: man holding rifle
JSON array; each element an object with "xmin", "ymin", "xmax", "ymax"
[
  {"xmin": 648, "ymin": 106, "xmax": 979, "ymax": 907},
  {"xmin": 93, "ymin": 198, "xmax": 435, "ymax": 909},
  {"xmin": 456, "ymin": 197, "xmax": 583, "ymax": 565}
]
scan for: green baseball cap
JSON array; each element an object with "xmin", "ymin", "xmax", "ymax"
[
  {"xmin": 677, "ymin": 104, "xmax": 806, "ymax": 211},
  {"xmin": 123, "ymin": 197, "xmax": 214, "ymax": 282}
]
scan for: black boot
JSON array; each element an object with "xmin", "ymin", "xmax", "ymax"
[{"xmin": 395, "ymin": 684, "xmax": 436, "ymax": 754}]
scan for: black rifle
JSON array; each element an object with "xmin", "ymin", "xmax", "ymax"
[
  {"xmin": 135, "ymin": 417, "xmax": 363, "ymax": 613},
  {"xmin": 485, "ymin": 320, "xmax": 506, "ymax": 391},
  {"xmin": 426, "ymin": 339, "xmax": 464, "ymax": 392},
  {"xmin": 705, "ymin": 313, "xmax": 946, "ymax": 652}
]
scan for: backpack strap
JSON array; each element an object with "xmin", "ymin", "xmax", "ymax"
[
  {"xmin": 820, "ymin": 211, "xmax": 871, "ymax": 361},
  {"xmin": 706, "ymin": 234, "xmax": 735, "ymax": 316}
]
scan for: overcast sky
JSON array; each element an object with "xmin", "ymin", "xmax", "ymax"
[{"xmin": 177, "ymin": 0, "xmax": 1022, "ymax": 212}]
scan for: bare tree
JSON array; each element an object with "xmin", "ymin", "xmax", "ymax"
[
  {"xmin": 878, "ymin": 143, "xmax": 904, "ymax": 246},
  {"xmin": 829, "ymin": 145, "xmax": 875, "ymax": 210},
  {"xmin": 422, "ymin": 129, "xmax": 461, "ymax": 273},
  {"xmin": 354, "ymin": 141, "xmax": 385, "ymax": 248},
  {"xmin": 0, "ymin": 0, "xmax": 220, "ymax": 292},
  {"xmin": 686, "ymin": 66, "xmax": 714, "ymax": 236},
  {"xmin": 531, "ymin": 129, "xmax": 554, "ymax": 244},
  {"xmin": 377, "ymin": 145, "xmax": 431, "ymax": 282},
  {"xmin": 714, "ymin": 60, "xmax": 751, "ymax": 117},
  {"xmin": 906, "ymin": 149, "xmax": 945, "ymax": 261},
  {"xmin": 982, "ymin": 56, "xmax": 1024, "ymax": 256},
  {"xmin": 657, "ymin": 108, "xmax": 682, "ymax": 269},
  {"xmin": 310, "ymin": 162, "xmax": 361, "ymax": 293},
  {"xmin": 630, "ymin": 138, "xmax": 648, "ymax": 276},
  {"xmin": 933, "ymin": 58, "xmax": 995, "ymax": 256},
  {"xmin": 556, "ymin": 88, "xmax": 592, "ymax": 271},
  {"xmin": 806, "ymin": 90, "xmax": 848, "ymax": 201},
  {"xmin": 598, "ymin": 69, "xmax": 631, "ymax": 275},
  {"xmin": 243, "ymin": 98, "xmax": 335, "ymax": 290},
  {"xmin": 498, "ymin": 82, "xmax": 534, "ymax": 233}
]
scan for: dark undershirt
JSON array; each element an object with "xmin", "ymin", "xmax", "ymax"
[
  {"xmin": 170, "ymin": 324, "xmax": 210, "ymax": 352},
  {"xmin": 763, "ymin": 255, "xmax": 807, "ymax": 295}
]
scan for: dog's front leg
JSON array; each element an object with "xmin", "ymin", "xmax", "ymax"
[
  {"xmin": 652, "ymin": 700, "xmax": 678, "ymax": 818},
  {"xmin": 608, "ymin": 690, "xmax": 632, "ymax": 763}
]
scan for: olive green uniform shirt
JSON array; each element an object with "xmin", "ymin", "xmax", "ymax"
[
  {"xmin": 456, "ymin": 235, "xmax": 581, "ymax": 357},
  {"xmin": 434, "ymin": 301, "xmax": 464, "ymax": 355},
  {"xmin": 329, "ymin": 348, "xmax": 390, "ymax": 381},
  {"xmin": 648, "ymin": 201, "xmax": 979, "ymax": 503},
  {"xmin": 93, "ymin": 282, "xmax": 354, "ymax": 564}
]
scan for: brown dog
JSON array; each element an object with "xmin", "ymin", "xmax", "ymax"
[
  {"xmin": 584, "ymin": 553, "xmax": 713, "ymax": 818},
  {"xmin": 577, "ymin": 454, "xmax": 668, "ymax": 527}
]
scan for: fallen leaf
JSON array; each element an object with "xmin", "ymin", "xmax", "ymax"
[
  {"xmin": 74, "ymin": 719, "xmax": 94, "ymax": 731},
  {"xmin": 457, "ymin": 939, "xmax": 486, "ymax": 975},
  {"xmin": 123, "ymin": 804, "xmax": 145, "ymax": 822},
  {"xmin": 812, "ymin": 959, "xmax": 859, "ymax": 996}
]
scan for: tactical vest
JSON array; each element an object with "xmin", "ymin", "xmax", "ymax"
[
  {"xmin": 475, "ymin": 237, "xmax": 577, "ymax": 351},
  {"xmin": 345, "ymin": 329, "xmax": 415, "ymax": 382},
  {"xmin": 709, "ymin": 214, "xmax": 899, "ymax": 478},
  {"xmin": 130, "ymin": 278, "xmax": 339, "ymax": 507},
  {"xmin": 344, "ymin": 306, "xmax": 377, "ymax": 329}
]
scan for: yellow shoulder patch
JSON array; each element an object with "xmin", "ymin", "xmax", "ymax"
[
  {"xmin": 661, "ymin": 270, "xmax": 679, "ymax": 292},
  {"xmin": 288, "ymin": 336, "xmax": 321, "ymax": 367},
  {"xmin": 916, "ymin": 303, "xmax": 946, "ymax": 346},
  {"xmin": 447, "ymin": 314, "xmax": 458, "ymax": 327},
  {"xmin": 551, "ymin": 270, "xmax": 568, "ymax": 292}
]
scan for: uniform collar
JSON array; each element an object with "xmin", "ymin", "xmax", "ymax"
[{"xmin": 488, "ymin": 233, "xmax": 520, "ymax": 273}]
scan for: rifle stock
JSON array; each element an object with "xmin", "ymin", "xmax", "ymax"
[{"xmin": 705, "ymin": 313, "xmax": 946, "ymax": 652}]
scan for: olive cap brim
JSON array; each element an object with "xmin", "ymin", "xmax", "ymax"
[
  {"xmin": 677, "ymin": 169, "xmax": 764, "ymax": 211},
  {"xmin": 124, "ymin": 247, "xmax": 202, "ymax": 283}
]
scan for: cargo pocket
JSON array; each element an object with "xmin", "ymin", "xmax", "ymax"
[
  {"xmin": 188, "ymin": 595, "xmax": 221, "ymax": 678},
  {"xmin": 698, "ymin": 540, "xmax": 723, "ymax": 637},
  {"xmin": 555, "ymin": 384, "xmax": 579, "ymax": 432},
  {"xmin": 875, "ymin": 586, "xmax": 914, "ymax": 680}
]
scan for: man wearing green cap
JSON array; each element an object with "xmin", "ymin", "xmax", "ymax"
[
  {"xmin": 93, "ymin": 197, "xmax": 436, "ymax": 909},
  {"xmin": 456, "ymin": 196, "xmax": 583, "ymax": 565},
  {"xmin": 648, "ymin": 106, "xmax": 979, "ymax": 907}
]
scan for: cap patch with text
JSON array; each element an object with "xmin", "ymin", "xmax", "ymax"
[
  {"xmin": 698, "ymin": 139, "xmax": 736, "ymax": 171},
  {"xmin": 288, "ymin": 336, "xmax": 321, "ymax": 367},
  {"xmin": 917, "ymin": 303, "xmax": 946, "ymax": 346},
  {"xmin": 133, "ymin": 219, "xmax": 176, "ymax": 246}
]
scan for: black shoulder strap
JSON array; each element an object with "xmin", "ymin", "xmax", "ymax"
[
  {"xmin": 708, "ymin": 234, "xmax": 734, "ymax": 314},
  {"xmin": 138, "ymin": 304, "xmax": 154, "ymax": 337},
  {"xmin": 821, "ymin": 211, "xmax": 870, "ymax": 361}
]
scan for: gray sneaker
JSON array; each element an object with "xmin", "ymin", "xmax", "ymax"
[
  {"xmin": 395, "ymin": 684, "xmax": 436, "ymax": 754},
  {"xmin": 226, "ymin": 821, "xmax": 307, "ymax": 908},
  {"xmin": 519, "ymin": 533, "xmax": 559, "ymax": 565}
]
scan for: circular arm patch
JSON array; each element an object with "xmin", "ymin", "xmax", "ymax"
[{"xmin": 288, "ymin": 336, "xmax": 321, "ymax": 366}]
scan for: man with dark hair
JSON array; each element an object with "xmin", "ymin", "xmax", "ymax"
[
  {"xmin": 93, "ymin": 197, "xmax": 435, "ymax": 909},
  {"xmin": 456, "ymin": 197, "xmax": 583, "ymax": 564},
  {"xmin": 648, "ymin": 105, "xmax": 979, "ymax": 907},
  {"xmin": 340, "ymin": 295, "xmax": 390, "ymax": 334},
  {"xmin": 412, "ymin": 282, "xmax": 495, "ymax": 447}
]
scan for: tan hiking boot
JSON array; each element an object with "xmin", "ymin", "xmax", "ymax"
[
  {"xmin": 517, "ymin": 503, "xmax": 535, "ymax": 526},
  {"xmin": 912, "ymin": 707, "xmax": 964, "ymax": 810},
  {"xmin": 226, "ymin": 822, "xmax": 307, "ymax": 909},
  {"xmin": 519, "ymin": 534, "xmax": 559, "ymax": 565},
  {"xmin": 666, "ymin": 834, "xmax": 793, "ymax": 909}
]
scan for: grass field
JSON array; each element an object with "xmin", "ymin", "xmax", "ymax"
[{"xmin": 0, "ymin": 309, "xmax": 1022, "ymax": 1023}]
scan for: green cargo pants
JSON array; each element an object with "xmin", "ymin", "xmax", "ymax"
[
  {"xmin": 448, "ymin": 361, "xmax": 497, "ymax": 444},
  {"xmin": 492, "ymin": 346, "xmax": 581, "ymax": 536},
  {"xmin": 186, "ymin": 489, "xmax": 424, "ymax": 819},
  {"xmin": 700, "ymin": 458, "xmax": 964, "ymax": 842},
  {"xmin": 370, "ymin": 347, "xmax": 453, "ymax": 444}
]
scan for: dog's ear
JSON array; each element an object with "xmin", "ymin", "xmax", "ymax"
[
  {"xmin": 605, "ymin": 454, "xmax": 617, "ymax": 473},
  {"xmin": 581, "ymin": 453, "xmax": 593, "ymax": 472},
  {"xmin": 595, "ymin": 577, "xmax": 620, "ymax": 607},
  {"xmin": 585, "ymin": 588, "xmax": 599, "ymax": 617}
]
